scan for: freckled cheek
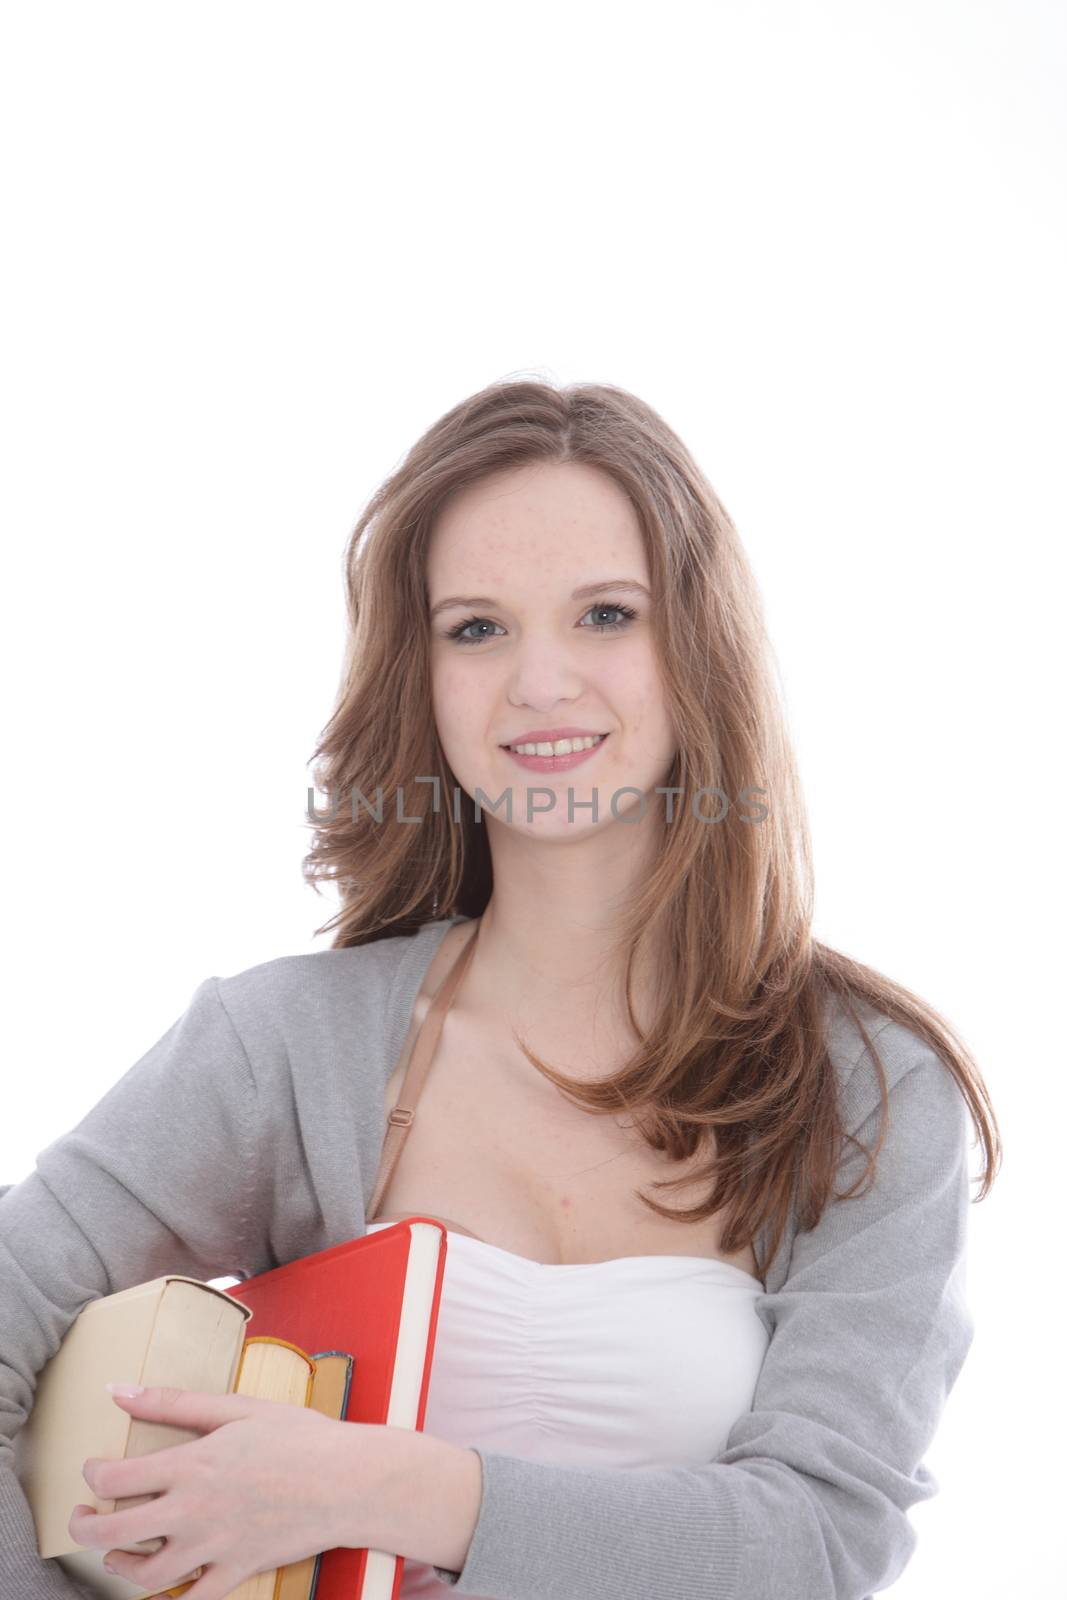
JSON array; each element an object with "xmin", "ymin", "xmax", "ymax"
[
  {"xmin": 613, "ymin": 691, "xmax": 675, "ymax": 760},
  {"xmin": 602, "ymin": 662, "xmax": 659, "ymax": 736},
  {"xmin": 433, "ymin": 668, "xmax": 492, "ymax": 750},
  {"xmin": 430, "ymin": 663, "xmax": 465, "ymax": 724}
]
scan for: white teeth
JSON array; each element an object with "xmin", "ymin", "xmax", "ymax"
[{"xmin": 509, "ymin": 734, "xmax": 606, "ymax": 756}]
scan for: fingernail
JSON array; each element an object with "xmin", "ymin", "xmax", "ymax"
[
  {"xmin": 103, "ymin": 1560, "xmax": 118, "ymax": 1573},
  {"xmin": 105, "ymin": 1383, "xmax": 145, "ymax": 1397}
]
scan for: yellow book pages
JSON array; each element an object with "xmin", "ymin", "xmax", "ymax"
[
  {"xmin": 275, "ymin": 1354, "xmax": 355, "ymax": 1600},
  {"xmin": 212, "ymin": 1338, "xmax": 315, "ymax": 1600}
]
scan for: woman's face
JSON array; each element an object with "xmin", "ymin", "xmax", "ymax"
[{"xmin": 426, "ymin": 460, "xmax": 677, "ymax": 840}]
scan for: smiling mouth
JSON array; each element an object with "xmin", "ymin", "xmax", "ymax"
[{"xmin": 501, "ymin": 733, "xmax": 609, "ymax": 753}]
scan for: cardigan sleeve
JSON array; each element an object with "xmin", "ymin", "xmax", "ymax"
[
  {"xmin": 0, "ymin": 977, "xmax": 265, "ymax": 1599},
  {"xmin": 430, "ymin": 1024, "xmax": 977, "ymax": 1600}
]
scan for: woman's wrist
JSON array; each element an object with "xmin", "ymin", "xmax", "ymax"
[{"xmin": 336, "ymin": 1420, "xmax": 482, "ymax": 1574}]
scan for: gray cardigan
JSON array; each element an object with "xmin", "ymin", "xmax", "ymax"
[{"xmin": 0, "ymin": 915, "xmax": 976, "ymax": 1600}]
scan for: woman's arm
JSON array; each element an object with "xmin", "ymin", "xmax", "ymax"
[{"xmin": 0, "ymin": 976, "xmax": 268, "ymax": 1598}]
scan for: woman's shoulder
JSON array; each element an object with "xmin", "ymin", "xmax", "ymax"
[
  {"xmin": 819, "ymin": 987, "xmax": 967, "ymax": 1135},
  {"xmin": 208, "ymin": 917, "xmax": 454, "ymax": 1057}
]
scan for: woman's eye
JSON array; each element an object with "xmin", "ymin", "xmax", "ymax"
[
  {"xmin": 580, "ymin": 602, "xmax": 638, "ymax": 632},
  {"xmin": 445, "ymin": 617, "xmax": 505, "ymax": 645},
  {"xmin": 443, "ymin": 601, "xmax": 638, "ymax": 647}
]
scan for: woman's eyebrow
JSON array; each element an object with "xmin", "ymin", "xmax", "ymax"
[{"xmin": 429, "ymin": 579, "xmax": 650, "ymax": 619}]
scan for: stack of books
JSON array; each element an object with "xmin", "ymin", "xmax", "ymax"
[{"xmin": 15, "ymin": 1217, "xmax": 451, "ymax": 1600}]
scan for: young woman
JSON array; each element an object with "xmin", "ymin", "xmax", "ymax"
[{"xmin": 1, "ymin": 379, "xmax": 1000, "ymax": 1600}]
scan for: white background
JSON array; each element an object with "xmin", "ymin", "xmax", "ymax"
[{"xmin": 2, "ymin": 3, "xmax": 1063, "ymax": 1594}]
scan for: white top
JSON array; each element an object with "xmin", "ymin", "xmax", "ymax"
[{"xmin": 364, "ymin": 1220, "xmax": 770, "ymax": 1599}]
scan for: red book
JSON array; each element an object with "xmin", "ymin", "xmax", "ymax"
[{"xmin": 224, "ymin": 1216, "xmax": 450, "ymax": 1600}]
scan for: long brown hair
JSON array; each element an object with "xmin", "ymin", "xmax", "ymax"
[{"xmin": 302, "ymin": 376, "xmax": 1001, "ymax": 1281}]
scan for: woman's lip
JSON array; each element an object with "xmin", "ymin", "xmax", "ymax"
[{"xmin": 500, "ymin": 733, "xmax": 609, "ymax": 773}]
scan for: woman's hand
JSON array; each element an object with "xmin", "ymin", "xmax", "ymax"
[{"xmin": 69, "ymin": 1383, "xmax": 380, "ymax": 1600}]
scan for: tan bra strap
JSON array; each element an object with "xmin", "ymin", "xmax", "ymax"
[{"xmin": 367, "ymin": 919, "xmax": 481, "ymax": 1222}]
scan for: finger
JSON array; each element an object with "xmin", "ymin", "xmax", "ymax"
[
  {"xmin": 106, "ymin": 1382, "xmax": 251, "ymax": 1432},
  {"xmin": 83, "ymin": 1434, "xmax": 198, "ymax": 1500},
  {"xmin": 96, "ymin": 1540, "xmax": 208, "ymax": 1594},
  {"xmin": 69, "ymin": 1498, "xmax": 167, "ymax": 1554}
]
